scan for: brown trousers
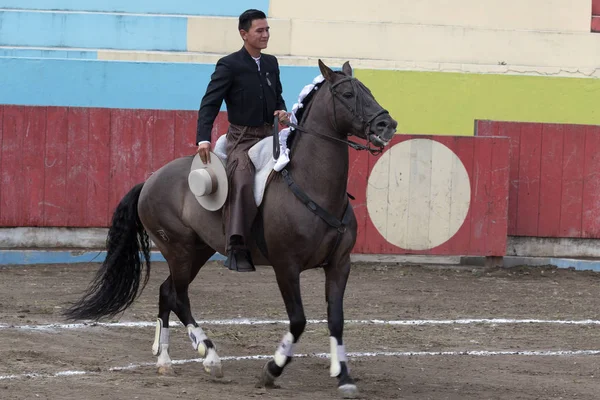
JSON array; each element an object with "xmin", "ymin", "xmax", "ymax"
[{"xmin": 224, "ymin": 123, "xmax": 272, "ymax": 249}]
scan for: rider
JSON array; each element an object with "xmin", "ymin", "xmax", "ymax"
[{"xmin": 196, "ymin": 9, "xmax": 289, "ymax": 272}]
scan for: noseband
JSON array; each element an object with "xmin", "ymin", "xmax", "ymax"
[{"xmin": 329, "ymin": 76, "xmax": 389, "ymax": 140}]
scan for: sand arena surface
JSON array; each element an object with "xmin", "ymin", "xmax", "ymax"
[{"xmin": 2, "ymin": 261, "xmax": 600, "ymax": 399}]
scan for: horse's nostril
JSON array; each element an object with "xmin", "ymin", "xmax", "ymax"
[{"xmin": 376, "ymin": 121, "xmax": 387, "ymax": 129}]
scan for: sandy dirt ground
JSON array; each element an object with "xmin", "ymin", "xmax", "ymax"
[{"xmin": 1, "ymin": 261, "xmax": 600, "ymax": 399}]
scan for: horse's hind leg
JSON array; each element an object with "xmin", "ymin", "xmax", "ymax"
[
  {"xmin": 152, "ymin": 240, "xmax": 223, "ymax": 378},
  {"xmin": 325, "ymin": 255, "xmax": 358, "ymax": 399},
  {"xmin": 258, "ymin": 266, "xmax": 306, "ymax": 388}
]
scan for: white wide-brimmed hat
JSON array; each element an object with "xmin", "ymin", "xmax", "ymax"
[{"xmin": 188, "ymin": 153, "xmax": 228, "ymax": 211}]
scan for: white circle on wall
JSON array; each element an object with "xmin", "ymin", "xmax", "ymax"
[{"xmin": 367, "ymin": 139, "xmax": 471, "ymax": 250}]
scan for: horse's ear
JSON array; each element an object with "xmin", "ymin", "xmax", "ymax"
[
  {"xmin": 342, "ymin": 61, "xmax": 353, "ymax": 77},
  {"xmin": 318, "ymin": 59, "xmax": 335, "ymax": 82}
]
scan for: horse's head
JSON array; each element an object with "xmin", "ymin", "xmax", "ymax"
[{"xmin": 318, "ymin": 60, "xmax": 397, "ymax": 148}]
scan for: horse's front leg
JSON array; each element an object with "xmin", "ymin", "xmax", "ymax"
[
  {"xmin": 325, "ymin": 256, "xmax": 358, "ymax": 399},
  {"xmin": 257, "ymin": 266, "xmax": 306, "ymax": 388}
]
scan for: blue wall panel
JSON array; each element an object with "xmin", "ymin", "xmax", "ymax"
[
  {"xmin": 0, "ymin": 49, "xmax": 97, "ymax": 59},
  {"xmin": 0, "ymin": 58, "xmax": 321, "ymax": 111},
  {"xmin": 0, "ymin": 11, "xmax": 188, "ymax": 51},
  {"xmin": 0, "ymin": 0, "xmax": 270, "ymax": 16}
]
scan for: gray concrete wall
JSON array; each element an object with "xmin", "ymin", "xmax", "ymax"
[{"xmin": 3, "ymin": 228, "xmax": 600, "ymax": 259}]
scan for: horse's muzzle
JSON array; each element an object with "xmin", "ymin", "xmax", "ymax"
[{"xmin": 369, "ymin": 114, "xmax": 398, "ymax": 148}]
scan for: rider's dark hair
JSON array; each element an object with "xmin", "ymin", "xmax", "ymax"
[{"xmin": 238, "ymin": 9, "xmax": 266, "ymax": 31}]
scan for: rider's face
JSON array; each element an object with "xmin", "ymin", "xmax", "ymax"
[{"xmin": 241, "ymin": 19, "xmax": 270, "ymax": 52}]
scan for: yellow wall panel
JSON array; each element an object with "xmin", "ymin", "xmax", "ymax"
[{"xmin": 356, "ymin": 69, "xmax": 600, "ymax": 136}]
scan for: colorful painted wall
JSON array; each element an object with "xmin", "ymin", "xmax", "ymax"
[
  {"xmin": 1, "ymin": 0, "xmax": 599, "ymax": 255},
  {"xmin": 2, "ymin": 1, "xmax": 599, "ymax": 135}
]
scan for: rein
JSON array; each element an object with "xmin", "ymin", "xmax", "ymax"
[{"xmin": 285, "ymin": 121, "xmax": 383, "ymax": 156}]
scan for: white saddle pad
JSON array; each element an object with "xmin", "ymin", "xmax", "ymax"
[{"xmin": 213, "ymin": 135, "xmax": 275, "ymax": 207}]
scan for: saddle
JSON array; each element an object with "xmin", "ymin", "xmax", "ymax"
[{"xmin": 213, "ymin": 134, "xmax": 276, "ymax": 207}]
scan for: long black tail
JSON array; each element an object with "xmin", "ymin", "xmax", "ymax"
[{"xmin": 63, "ymin": 183, "xmax": 151, "ymax": 321}]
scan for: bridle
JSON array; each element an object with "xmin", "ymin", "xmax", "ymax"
[{"xmin": 283, "ymin": 75, "xmax": 390, "ymax": 156}]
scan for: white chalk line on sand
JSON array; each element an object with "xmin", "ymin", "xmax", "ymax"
[
  {"xmin": 2, "ymin": 349, "xmax": 600, "ymax": 381},
  {"xmin": 3, "ymin": 318, "xmax": 600, "ymax": 331}
]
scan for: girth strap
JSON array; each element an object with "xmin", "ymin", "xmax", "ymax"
[
  {"xmin": 281, "ymin": 168, "xmax": 353, "ymax": 266},
  {"xmin": 320, "ymin": 202, "xmax": 353, "ymax": 267}
]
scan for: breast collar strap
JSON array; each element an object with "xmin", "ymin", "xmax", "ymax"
[{"xmin": 280, "ymin": 168, "xmax": 353, "ymax": 266}]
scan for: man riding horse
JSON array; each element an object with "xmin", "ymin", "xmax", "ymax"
[
  {"xmin": 64, "ymin": 10, "xmax": 398, "ymax": 396},
  {"xmin": 195, "ymin": 9, "xmax": 289, "ymax": 273}
]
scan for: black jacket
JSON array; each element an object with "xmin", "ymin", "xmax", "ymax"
[{"xmin": 196, "ymin": 47, "xmax": 287, "ymax": 144}]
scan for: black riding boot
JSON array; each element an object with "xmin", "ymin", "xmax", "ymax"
[{"xmin": 225, "ymin": 235, "xmax": 256, "ymax": 272}]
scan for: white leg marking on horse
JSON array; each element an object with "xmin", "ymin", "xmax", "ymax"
[
  {"xmin": 187, "ymin": 324, "xmax": 222, "ymax": 376},
  {"xmin": 152, "ymin": 319, "xmax": 170, "ymax": 356},
  {"xmin": 274, "ymin": 332, "xmax": 295, "ymax": 367},
  {"xmin": 329, "ymin": 337, "xmax": 348, "ymax": 377},
  {"xmin": 156, "ymin": 344, "xmax": 172, "ymax": 370},
  {"xmin": 187, "ymin": 324, "xmax": 209, "ymax": 356},
  {"xmin": 203, "ymin": 347, "xmax": 222, "ymax": 374},
  {"xmin": 153, "ymin": 319, "xmax": 173, "ymax": 371},
  {"xmin": 152, "ymin": 319, "xmax": 161, "ymax": 355}
]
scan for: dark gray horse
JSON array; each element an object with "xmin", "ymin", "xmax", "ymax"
[{"xmin": 64, "ymin": 60, "xmax": 397, "ymax": 398}]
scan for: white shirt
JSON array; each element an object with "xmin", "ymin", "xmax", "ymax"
[{"xmin": 252, "ymin": 55, "xmax": 261, "ymax": 71}]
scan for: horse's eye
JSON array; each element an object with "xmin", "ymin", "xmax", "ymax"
[{"xmin": 342, "ymin": 92, "xmax": 354, "ymax": 99}]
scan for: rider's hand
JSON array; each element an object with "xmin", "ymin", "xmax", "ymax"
[
  {"xmin": 274, "ymin": 110, "xmax": 290, "ymax": 125},
  {"xmin": 197, "ymin": 142, "xmax": 211, "ymax": 164}
]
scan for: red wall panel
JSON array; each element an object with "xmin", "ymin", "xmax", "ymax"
[
  {"xmin": 0, "ymin": 106, "xmax": 219, "ymax": 228},
  {"xmin": 593, "ymin": 0, "xmax": 600, "ymax": 15},
  {"xmin": 0, "ymin": 107, "xmax": 3, "ymax": 226},
  {"xmin": 517, "ymin": 123, "xmax": 543, "ymax": 236},
  {"xmin": 477, "ymin": 120, "xmax": 600, "ymax": 239},
  {"xmin": 130, "ymin": 109, "xmax": 154, "ymax": 186},
  {"xmin": 66, "ymin": 107, "xmax": 90, "ymax": 227},
  {"xmin": 1, "ymin": 106, "xmax": 513, "ymax": 257},
  {"xmin": 347, "ymin": 149, "xmax": 370, "ymax": 253},
  {"xmin": 1, "ymin": 106, "xmax": 26, "ymax": 226},
  {"xmin": 469, "ymin": 136, "xmax": 494, "ymax": 254},
  {"xmin": 152, "ymin": 110, "xmax": 176, "ymax": 172},
  {"xmin": 86, "ymin": 108, "xmax": 112, "ymax": 227},
  {"xmin": 538, "ymin": 124, "xmax": 564, "ymax": 237},
  {"xmin": 582, "ymin": 125, "xmax": 600, "ymax": 237},
  {"xmin": 559, "ymin": 125, "xmax": 585, "ymax": 237},
  {"xmin": 109, "ymin": 109, "xmax": 133, "ymax": 215},
  {"xmin": 593, "ymin": 0, "xmax": 600, "ymax": 31},
  {"xmin": 22, "ymin": 107, "xmax": 47, "ymax": 226},
  {"xmin": 44, "ymin": 107, "xmax": 69, "ymax": 226},
  {"xmin": 445, "ymin": 136, "xmax": 474, "ymax": 255},
  {"xmin": 174, "ymin": 111, "xmax": 196, "ymax": 159}
]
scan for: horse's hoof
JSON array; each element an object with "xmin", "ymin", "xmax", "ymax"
[
  {"xmin": 256, "ymin": 363, "xmax": 278, "ymax": 389},
  {"xmin": 204, "ymin": 363, "xmax": 224, "ymax": 379},
  {"xmin": 338, "ymin": 384, "xmax": 359, "ymax": 399},
  {"xmin": 157, "ymin": 365, "xmax": 174, "ymax": 375}
]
